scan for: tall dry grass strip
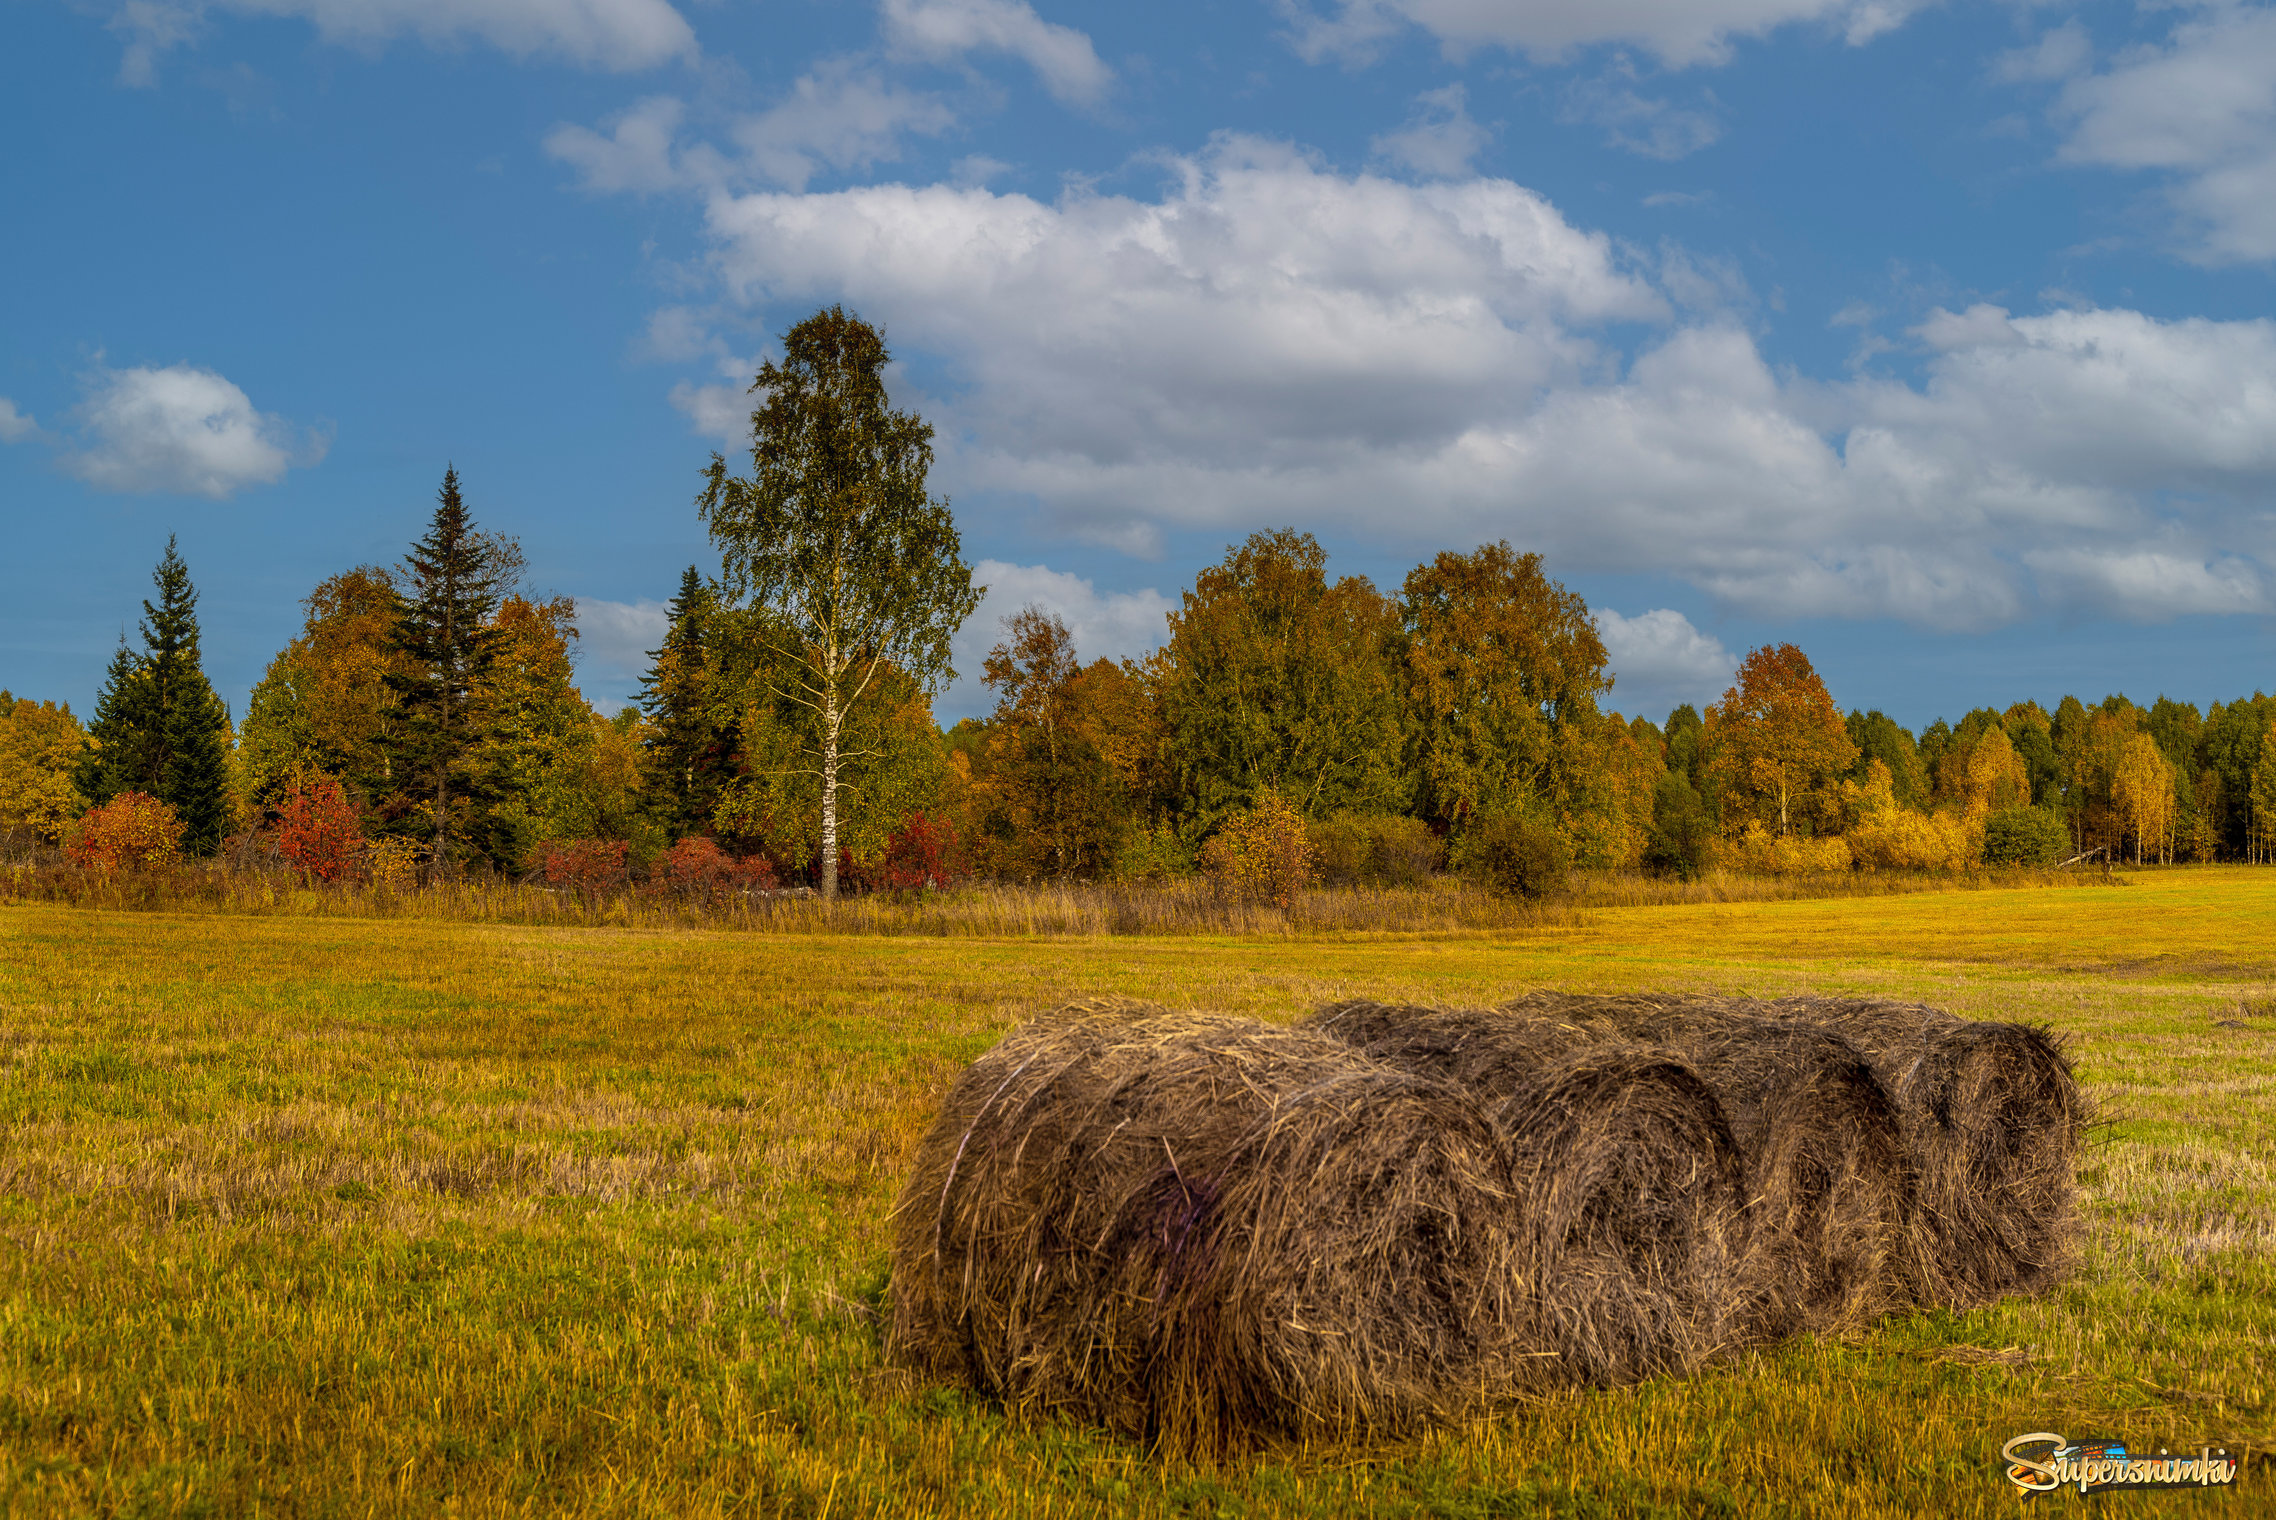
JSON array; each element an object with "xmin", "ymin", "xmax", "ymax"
[
  {"xmin": 1300, "ymin": 1001, "xmax": 1752, "ymax": 1378},
  {"xmin": 887, "ymin": 1009, "xmax": 1539, "ymax": 1457},
  {"xmin": 1497, "ymin": 993, "xmax": 1918, "ymax": 1336}
]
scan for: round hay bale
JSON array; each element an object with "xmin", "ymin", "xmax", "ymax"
[
  {"xmin": 1499, "ymin": 992, "xmax": 1917, "ymax": 1335},
  {"xmin": 1500, "ymin": 991, "xmax": 2087, "ymax": 1310},
  {"xmin": 1302, "ymin": 1001, "xmax": 1751, "ymax": 1378},
  {"xmin": 1757, "ymin": 996, "xmax": 2086, "ymax": 1308},
  {"xmin": 887, "ymin": 1010, "xmax": 1535, "ymax": 1455}
]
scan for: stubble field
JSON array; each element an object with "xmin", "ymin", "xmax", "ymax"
[{"xmin": 0, "ymin": 870, "xmax": 2271, "ymax": 1517}]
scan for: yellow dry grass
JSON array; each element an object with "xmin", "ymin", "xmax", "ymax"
[{"xmin": 0, "ymin": 867, "xmax": 2271, "ymax": 1516}]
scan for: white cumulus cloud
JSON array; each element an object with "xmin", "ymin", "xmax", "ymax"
[
  {"xmin": 1370, "ymin": 84, "xmax": 1492, "ymax": 177},
  {"xmin": 111, "ymin": 0, "xmax": 695, "ymax": 83},
  {"xmin": 1283, "ymin": 0, "xmax": 1930, "ymax": 69},
  {"xmin": 62, "ymin": 363, "xmax": 325, "ymax": 498},
  {"xmin": 2049, "ymin": 4, "xmax": 2276, "ymax": 264},
  {"xmin": 549, "ymin": 64, "xmax": 954, "ymax": 195},
  {"xmin": 0, "ymin": 398, "xmax": 39, "ymax": 444},
  {"xmin": 616, "ymin": 139, "xmax": 2276, "ymax": 629},
  {"xmin": 1594, "ymin": 607, "xmax": 1737, "ymax": 716},
  {"xmin": 881, "ymin": 0, "xmax": 1112, "ymax": 107},
  {"xmin": 575, "ymin": 597, "xmax": 671, "ymax": 699}
]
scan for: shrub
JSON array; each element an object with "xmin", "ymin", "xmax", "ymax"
[
  {"xmin": 537, "ymin": 839, "xmax": 630, "ymax": 900},
  {"xmin": 1201, "ymin": 792, "xmax": 1316, "ymax": 908},
  {"xmin": 1983, "ymin": 806, "xmax": 2070, "ymax": 868},
  {"xmin": 1728, "ymin": 821, "xmax": 1851, "ymax": 876},
  {"xmin": 275, "ymin": 777, "xmax": 365, "ymax": 882},
  {"xmin": 1847, "ymin": 806, "xmax": 1974, "ymax": 873},
  {"xmin": 1112, "ymin": 823, "xmax": 1193, "ymax": 884},
  {"xmin": 65, "ymin": 791, "xmax": 184, "ymax": 873},
  {"xmin": 366, "ymin": 836, "xmax": 423, "ymax": 891},
  {"xmin": 1309, "ymin": 813, "xmax": 1441, "ymax": 888},
  {"xmin": 660, "ymin": 836, "xmax": 779, "ymax": 896},
  {"xmin": 1465, "ymin": 813, "xmax": 1571, "ymax": 900},
  {"xmin": 876, "ymin": 811, "xmax": 963, "ymax": 892}
]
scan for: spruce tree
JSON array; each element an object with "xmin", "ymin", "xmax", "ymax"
[
  {"xmin": 638, "ymin": 566, "xmax": 739, "ymax": 837},
  {"xmin": 75, "ymin": 538, "xmax": 234, "ymax": 852},
  {"xmin": 382, "ymin": 468, "xmax": 504, "ymax": 877}
]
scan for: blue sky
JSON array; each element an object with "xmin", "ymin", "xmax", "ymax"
[{"xmin": 5, "ymin": 0, "xmax": 2275, "ymax": 730}]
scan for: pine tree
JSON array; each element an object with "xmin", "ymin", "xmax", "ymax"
[
  {"xmin": 74, "ymin": 538, "xmax": 234, "ymax": 852},
  {"xmin": 382, "ymin": 468, "xmax": 504, "ymax": 877},
  {"xmin": 638, "ymin": 566, "xmax": 739, "ymax": 837}
]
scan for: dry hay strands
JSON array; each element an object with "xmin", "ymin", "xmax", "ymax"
[
  {"xmin": 1301, "ymin": 1001, "xmax": 1751, "ymax": 1381},
  {"xmin": 1498, "ymin": 993, "xmax": 1917, "ymax": 1337},
  {"xmin": 887, "ymin": 1009, "xmax": 1534, "ymax": 1458},
  {"xmin": 1499, "ymin": 991, "xmax": 2089, "ymax": 1310},
  {"xmin": 1756, "ymin": 996, "xmax": 2087, "ymax": 1309}
]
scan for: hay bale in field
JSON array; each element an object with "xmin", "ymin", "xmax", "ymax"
[
  {"xmin": 887, "ymin": 1010, "xmax": 1540, "ymax": 1456},
  {"xmin": 1757, "ymin": 996, "xmax": 2085, "ymax": 1308},
  {"xmin": 1498, "ymin": 992, "xmax": 1918, "ymax": 1335},
  {"xmin": 1500, "ymin": 991, "xmax": 2085, "ymax": 1310},
  {"xmin": 1301, "ymin": 1001, "xmax": 1752, "ymax": 1377}
]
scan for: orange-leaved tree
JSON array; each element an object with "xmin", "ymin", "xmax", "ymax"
[
  {"xmin": 1703, "ymin": 643, "xmax": 1858, "ymax": 838},
  {"xmin": 275, "ymin": 775, "xmax": 366, "ymax": 882},
  {"xmin": 66, "ymin": 791, "xmax": 185, "ymax": 872}
]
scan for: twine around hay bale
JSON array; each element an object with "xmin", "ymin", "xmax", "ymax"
[
  {"xmin": 1302, "ymin": 1001, "xmax": 1753, "ymax": 1378},
  {"xmin": 887, "ymin": 1009, "xmax": 1543, "ymax": 1456}
]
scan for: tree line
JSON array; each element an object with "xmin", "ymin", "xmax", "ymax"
[{"xmin": 5, "ymin": 307, "xmax": 2276, "ymax": 892}]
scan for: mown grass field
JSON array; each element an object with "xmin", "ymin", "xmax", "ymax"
[{"xmin": 1, "ymin": 870, "xmax": 2271, "ymax": 1517}]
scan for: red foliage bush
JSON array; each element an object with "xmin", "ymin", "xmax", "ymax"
[
  {"xmin": 658, "ymin": 835, "xmax": 778, "ymax": 895},
  {"xmin": 66, "ymin": 791, "xmax": 185, "ymax": 872},
  {"xmin": 873, "ymin": 810, "xmax": 964, "ymax": 892},
  {"xmin": 538, "ymin": 839, "xmax": 629, "ymax": 900},
  {"xmin": 275, "ymin": 777, "xmax": 365, "ymax": 882}
]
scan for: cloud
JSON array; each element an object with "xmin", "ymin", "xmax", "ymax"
[
  {"xmin": 574, "ymin": 596, "xmax": 670, "ymax": 695},
  {"xmin": 1281, "ymin": 0, "xmax": 1931, "ymax": 70},
  {"xmin": 1562, "ymin": 71, "xmax": 1722, "ymax": 160},
  {"xmin": 943, "ymin": 559, "xmax": 1176, "ymax": 717},
  {"xmin": 549, "ymin": 64, "xmax": 954, "ymax": 195},
  {"xmin": 638, "ymin": 139, "xmax": 2276, "ymax": 629},
  {"xmin": 1994, "ymin": 19, "xmax": 2090, "ymax": 86},
  {"xmin": 1370, "ymin": 84, "xmax": 1491, "ymax": 177},
  {"xmin": 881, "ymin": 0, "xmax": 1112, "ymax": 107},
  {"xmin": 109, "ymin": 0, "xmax": 696, "ymax": 81},
  {"xmin": 60, "ymin": 363, "xmax": 326, "ymax": 497},
  {"xmin": 0, "ymin": 398, "xmax": 39, "ymax": 444},
  {"xmin": 669, "ymin": 378, "xmax": 749, "ymax": 441},
  {"xmin": 2049, "ymin": 4, "xmax": 2276, "ymax": 263},
  {"xmin": 1594, "ymin": 607, "xmax": 1736, "ymax": 715},
  {"xmin": 733, "ymin": 59, "xmax": 957, "ymax": 190},
  {"xmin": 2021, "ymin": 545, "xmax": 2264, "ymax": 622}
]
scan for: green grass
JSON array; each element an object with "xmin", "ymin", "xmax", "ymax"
[{"xmin": 0, "ymin": 870, "xmax": 2271, "ymax": 1516}]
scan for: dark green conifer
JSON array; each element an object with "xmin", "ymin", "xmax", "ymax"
[
  {"xmin": 75, "ymin": 538, "xmax": 234, "ymax": 852},
  {"xmin": 638, "ymin": 565, "xmax": 739, "ymax": 837},
  {"xmin": 382, "ymin": 468, "xmax": 504, "ymax": 876}
]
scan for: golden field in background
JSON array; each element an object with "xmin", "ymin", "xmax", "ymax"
[{"xmin": 0, "ymin": 870, "xmax": 2270, "ymax": 1516}]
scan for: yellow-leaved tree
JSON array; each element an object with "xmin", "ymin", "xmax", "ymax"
[
  {"xmin": 2111, "ymin": 731, "xmax": 2175, "ymax": 864},
  {"xmin": 0, "ymin": 692, "xmax": 88, "ymax": 845}
]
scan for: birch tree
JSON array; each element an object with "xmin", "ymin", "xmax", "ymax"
[{"xmin": 697, "ymin": 307, "xmax": 980, "ymax": 898}]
